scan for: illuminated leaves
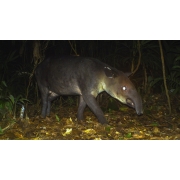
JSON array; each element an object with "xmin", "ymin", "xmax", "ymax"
[{"xmin": 1, "ymin": 93, "xmax": 180, "ymax": 140}]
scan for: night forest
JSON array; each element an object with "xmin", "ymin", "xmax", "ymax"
[{"xmin": 1, "ymin": 40, "xmax": 180, "ymax": 139}]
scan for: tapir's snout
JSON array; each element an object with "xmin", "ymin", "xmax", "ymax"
[
  {"xmin": 135, "ymin": 97, "xmax": 143, "ymax": 115},
  {"xmin": 136, "ymin": 109, "xmax": 143, "ymax": 115},
  {"xmin": 126, "ymin": 98, "xmax": 135, "ymax": 108},
  {"xmin": 126, "ymin": 96, "xmax": 143, "ymax": 115}
]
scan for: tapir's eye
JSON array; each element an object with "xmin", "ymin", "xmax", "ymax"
[{"xmin": 122, "ymin": 86, "xmax": 127, "ymax": 91}]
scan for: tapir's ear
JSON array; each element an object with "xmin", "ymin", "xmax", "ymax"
[
  {"xmin": 125, "ymin": 72, "xmax": 133, "ymax": 77},
  {"xmin": 104, "ymin": 66, "xmax": 118, "ymax": 78}
]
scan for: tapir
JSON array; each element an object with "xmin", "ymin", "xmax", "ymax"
[{"xmin": 35, "ymin": 56, "xmax": 143, "ymax": 124}]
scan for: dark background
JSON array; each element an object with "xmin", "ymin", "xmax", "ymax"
[{"xmin": 1, "ymin": 40, "xmax": 180, "ymax": 99}]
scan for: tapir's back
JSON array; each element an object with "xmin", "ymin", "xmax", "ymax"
[{"xmin": 38, "ymin": 55, "xmax": 104, "ymax": 74}]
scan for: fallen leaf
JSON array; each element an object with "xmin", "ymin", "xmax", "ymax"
[
  {"xmin": 62, "ymin": 128, "xmax": 72, "ymax": 136},
  {"xmin": 83, "ymin": 129, "xmax": 96, "ymax": 134}
]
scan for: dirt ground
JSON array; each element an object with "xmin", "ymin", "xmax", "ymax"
[{"xmin": 0, "ymin": 94, "xmax": 180, "ymax": 140}]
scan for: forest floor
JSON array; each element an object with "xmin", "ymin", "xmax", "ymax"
[{"xmin": 0, "ymin": 94, "xmax": 180, "ymax": 140}]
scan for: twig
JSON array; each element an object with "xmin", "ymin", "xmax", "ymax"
[
  {"xmin": 2, "ymin": 121, "xmax": 16, "ymax": 132},
  {"xmin": 68, "ymin": 40, "xmax": 78, "ymax": 55}
]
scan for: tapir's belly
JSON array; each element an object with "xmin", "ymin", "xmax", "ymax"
[{"xmin": 48, "ymin": 78, "xmax": 82, "ymax": 96}]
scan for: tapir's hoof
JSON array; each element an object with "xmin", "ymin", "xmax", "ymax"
[
  {"xmin": 40, "ymin": 115, "xmax": 46, "ymax": 119},
  {"xmin": 99, "ymin": 121, "xmax": 108, "ymax": 125},
  {"xmin": 77, "ymin": 120, "xmax": 87, "ymax": 126}
]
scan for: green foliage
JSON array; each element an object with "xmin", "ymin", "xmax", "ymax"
[
  {"xmin": 55, "ymin": 114, "xmax": 60, "ymax": 122},
  {"xmin": 0, "ymin": 81, "xmax": 30, "ymax": 120},
  {"xmin": 141, "ymin": 41, "xmax": 161, "ymax": 74},
  {"xmin": 146, "ymin": 76, "xmax": 163, "ymax": 93},
  {"xmin": 151, "ymin": 122, "xmax": 159, "ymax": 127},
  {"xmin": 67, "ymin": 97, "xmax": 75, "ymax": 106},
  {"xmin": 0, "ymin": 50, "xmax": 19, "ymax": 81},
  {"xmin": 108, "ymin": 108, "xmax": 112, "ymax": 113},
  {"xmin": 125, "ymin": 132, "xmax": 132, "ymax": 138},
  {"xmin": 105, "ymin": 125, "xmax": 112, "ymax": 132},
  {"xmin": 166, "ymin": 54, "xmax": 180, "ymax": 94},
  {"xmin": 166, "ymin": 73, "xmax": 180, "ymax": 94},
  {"xmin": 106, "ymin": 97, "xmax": 119, "ymax": 111},
  {"xmin": 0, "ymin": 81, "xmax": 12, "ymax": 118},
  {"xmin": 137, "ymin": 41, "xmax": 180, "ymax": 94}
]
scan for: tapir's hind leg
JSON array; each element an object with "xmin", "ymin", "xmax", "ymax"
[
  {"xmin": 46, "ymin": 92, "xmax": 59, "ymax": 116},
  {"xmin": 77, "ymin": 96, "xmax": 87, "ymax": 120},
  {"xmin": 39, "ymin": 87, "xmax": 49, "ymax": 118}
]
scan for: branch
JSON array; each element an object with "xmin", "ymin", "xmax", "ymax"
[{"xmin": 158, "ymin": 40, "xmax": 171, "ymax": 114}]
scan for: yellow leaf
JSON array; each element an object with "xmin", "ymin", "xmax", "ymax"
[
  {"xmin": 83, "ymin": 129, "xmax": 96, "ymax": 134},
  {"xmin": 66, "ymin": 118, "xmax": 74, "ymax": 125},
  {"xmin": 94, "ymin": 138, "xmax": 102, "ymax": 140},
  {"xmin": 153, "ymin": 127, "xmax": 160, "ymax": 133},
  {"xmin": 62, "ymin": 128, "xmax": 72, "ymax": 136}
]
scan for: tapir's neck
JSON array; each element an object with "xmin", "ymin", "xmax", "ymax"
[{"xmin": 90, "ymin": 81, "xmax": 105, "ymax": 97}]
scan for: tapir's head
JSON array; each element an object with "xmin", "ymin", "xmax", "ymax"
[{"xmin": 103, "ymin": 66, "xmax": 143, "ymax": 115}]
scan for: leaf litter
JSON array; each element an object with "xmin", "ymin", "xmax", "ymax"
[{"xmin": 0, "ymin": 94, "xmax": 180, "ymax": 140}]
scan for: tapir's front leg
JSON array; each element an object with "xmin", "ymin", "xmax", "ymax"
[{"xmin": 82, "ymin": 94, "xmax": 107, "ymax": 124}]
